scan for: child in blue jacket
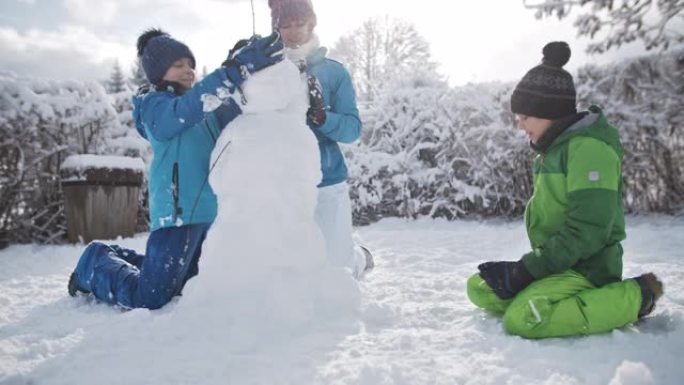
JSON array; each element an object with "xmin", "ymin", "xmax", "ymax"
[
  {"xmin": 269, "ymin": 0, "xmax": 373, "ymax": 277},
  {"xmin": 68, "ymin": 28, "xmax": 283, "ymax": 309}
]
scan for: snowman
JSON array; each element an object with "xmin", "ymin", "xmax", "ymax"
[{"xmin": 180, "ymin": 58, "xmax": 360, "ymax": 328}]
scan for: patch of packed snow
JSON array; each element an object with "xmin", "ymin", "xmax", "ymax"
[{"xmin": 0, "ymin": 216, "xmax": 682, "ymax": 384}]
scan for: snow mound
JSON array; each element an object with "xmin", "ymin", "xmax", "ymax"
[{"xmin": 608, "ymin": 361, "xmax": 655, "ymax": 385}]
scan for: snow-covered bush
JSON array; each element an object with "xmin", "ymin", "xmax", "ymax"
[
  {"xmin": 1, "ymin": 48, "xmax": 681, "ymax": 246},
  {"xmin": 0, "ymin": 74, "xmax": 148, "ymax": 247},
  {"xmin": 577, "ymin": 48, "xmax": 684, "ymax": 213},
  {"xmin": 347, "ymin": 48, "xmax": 684, "ymax": 224},
  {"xmin": 347, "ymin": 82, "xmax": 531, "ymax": 225},
  {"xmin": 109, "ymin": 89, "xmax": 152, "ymax": 233}
]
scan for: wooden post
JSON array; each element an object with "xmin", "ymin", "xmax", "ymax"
[{"xmin": 61, "ymin": 156, "xmax": 144, "ymax": 244}]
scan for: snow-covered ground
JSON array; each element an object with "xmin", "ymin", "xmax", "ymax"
[{"xmin": 1, "ymin": 216, "xmax": 682, "ymax": 385}]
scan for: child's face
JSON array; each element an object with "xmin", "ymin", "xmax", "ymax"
[
  {"xmin": 279, "ymin": 18, "xmax": 315, "ymax": 48},
  {"xmin": 515, "ymin": 114, "xmax": 553, "ymax": 144},
  {"xmin": 162, "ymin": 57, "xmax": 195, "ymax": 90}
]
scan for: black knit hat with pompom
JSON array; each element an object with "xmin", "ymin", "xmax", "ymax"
[{"xmin": 510, "ymin": 41, "xmax": 577, "ymax": 120}]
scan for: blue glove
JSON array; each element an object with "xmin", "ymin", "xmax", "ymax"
[
  {"xmin": 478, "ymin": 260, "xmax": 534, "ymax": 300},
  {"xmin": 223, "ymin": 32, "xmax": 284, "ymax": 87},
  {"xmin": 306, "ymin": 75, "xmax": 326, "ymax": 127}
]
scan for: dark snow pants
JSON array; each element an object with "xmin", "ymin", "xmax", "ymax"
[{"xmin": 72, "ymin": 223, "xmax": 210, "ymax": 309}]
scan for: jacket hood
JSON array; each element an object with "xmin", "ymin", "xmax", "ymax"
[{"xmin": 550, "ymin": 105, "xmax": 623, "ymax": 159}]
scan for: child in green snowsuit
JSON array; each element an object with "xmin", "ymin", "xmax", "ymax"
[{"xmin": 466, "ymin": 42, "xmax": 664, "ymax": 339}]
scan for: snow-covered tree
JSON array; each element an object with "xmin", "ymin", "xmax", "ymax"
[
  {"xmin": 330, "ymin": 17, "xmax": 443, "ymax": 102},
  {"xmin": 576, "ymin": 46, "xmax": 684, "ymax": 212},
  {"xmin": 108, "ymin": 60, "xmax": 126, "ymax": 93},
  {"xmin": 130, "ymin": 59, "xmax": 147, "ymax": 88},
  {"xmin": 346, "ymin": 47, "xmax": 684, "ymax": 224},
  {"xmin": 0, "ymin": 75, "xmax": 150, "ymax": 246},
  {"xmin": 524, "ymin": 0, "xmax": 684, "ymax": 53},
  {"xmin": 347, "ymin": 81, "xmax": 531, "ymax": 224}
]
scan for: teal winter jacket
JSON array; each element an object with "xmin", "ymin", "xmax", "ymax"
[
  {"xmin": 133, "ymin": 69, "xmax": 241, "ymax": 231},
  {"xmin": 305, "ymin": 47, "xmax": 362, "ymax": 187}
]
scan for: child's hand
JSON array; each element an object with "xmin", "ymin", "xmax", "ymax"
[
  {"xmin": 478, "ymin": 260, "xmax": 534, "ymax": 300},
  {"xmin": 227, "ymin": 38, "xmax": 252, "ymax": 60},
  {"xmin": 222, "ymin": 32, "xmax": 284, "ymax": 87},
  {"xmin": 306, "ymin": 75, "xmax": 326, "ymax": 127}
]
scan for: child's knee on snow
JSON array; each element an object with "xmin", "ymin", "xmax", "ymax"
[
  {"xmin": 466, "ymin": 273, "xmax": 511, "ymax": 313},
  {"xmin": 84, "ymin": 242, "xmax": 109, "ymax": 257},
  {"xmin": 466, "ymin": 273, "xmax": 489, "ymax": 307},
  {"xmin": 76, "ymin": 242, "xmax": 112, "ymax": 280},
  {"xmin": 141, "ymin": 290, "xmax": 175, "ymax": 310},
  {"xmin": 503, "ymin": 297, "xmax": 549, "ymax": 337}
]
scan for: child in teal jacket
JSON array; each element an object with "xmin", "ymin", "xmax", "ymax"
[
  {"xmin": 270, "ymin": 0, "xmax": 373, "ymax": 278},
  {"xmin": 68, "ymin": 29, "xmax": 283, "ymax": 309}
]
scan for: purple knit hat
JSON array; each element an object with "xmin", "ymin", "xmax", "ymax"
[{"xmin": 269, "ymin": 0, "xmax": 317, "ymax": 29}]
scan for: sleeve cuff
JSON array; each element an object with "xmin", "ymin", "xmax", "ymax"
[
  {"xmin": 520, "ymin": 249, "xmax": 547, "ymax": 279},
  {"xmin": 315, "ymin": 111, "xmax": 338, "ymax": 135},
  {"xmin": 223, "ymin": 65, "xmax": 244, "ymax": 88},
  {"xmin": 213, "ymin": 99, "xmax": 242, "ymax": 129}
]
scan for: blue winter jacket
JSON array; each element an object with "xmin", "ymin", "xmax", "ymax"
[
  {"xmin": 133, "ymin": 68, "xmax": 241, "ymax": 231},
  {"xmin": 305, "ymin": 48, "xmax": 362, "ymax": 187}
]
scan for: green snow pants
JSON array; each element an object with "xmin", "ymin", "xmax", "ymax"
[{"xmin": 466, "ymin": 270, "xmax": 642, "ymax": 339}]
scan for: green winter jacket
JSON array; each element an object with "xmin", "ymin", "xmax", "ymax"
[{"xmin": 521, "ymin": 106, "xmax": 626, "ymax": 287}]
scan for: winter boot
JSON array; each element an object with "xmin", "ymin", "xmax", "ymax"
[
  {"xmin": 361, "ymin": 245, "xmax": 374, "ymax": 273},
  {"xmin": 634, "ymin": 272, "xmax": 664, "ymax": 317},
  {"xmin": 68, "ymin": 272, "xmax": 87, "ymax": 297}
]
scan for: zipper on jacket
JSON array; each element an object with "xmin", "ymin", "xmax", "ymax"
[
  {"xmin": 172, "ymin": 162, "xmax": 183, "ymax": 220},
  {"xmin": 205, "ymin": 120, "xmax": 217, "ymax": 143}
]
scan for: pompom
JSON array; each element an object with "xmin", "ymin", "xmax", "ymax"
[
  {"xmin": 137, "ymin": 28, "xmax": 167, "ymax": 57},
  {"xmin": 542, "ymin": 41, "xmax": 571, "ymax": 68}
]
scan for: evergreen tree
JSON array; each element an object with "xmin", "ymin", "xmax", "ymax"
[
  {"xmin": 108, "ymin": 60, "xmax": 126, "ymax": 93},
  {"xmin": 130, "ymin": 59, "xmax": 147, "ymax": 87}
]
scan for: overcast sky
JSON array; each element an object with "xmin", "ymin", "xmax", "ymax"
[{"xmin": 0, "ymin": 0, "xmax": 648, "ymax": 86}]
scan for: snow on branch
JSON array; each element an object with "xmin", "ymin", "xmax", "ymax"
[
  {"xmin": 524, "ymin": 0, "xmax": 684, "ymax": 53},
  {"xmin": 0, "ymin": 75, "xmax": 151, "ymax": 248},
  {"xmin": 347, "ymin": 47, "xmax": 684, "ymax": 224}
]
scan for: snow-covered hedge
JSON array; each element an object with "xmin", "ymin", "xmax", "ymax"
[
  {"xmin": 347, "ymin": 82, "xmax": 531, "ymax": 225},
  {"xmin": 1, "ymin": 48, "xmax": 681, "ymax": 247},
  {"xmin": 347, "ymin": 48, "xmax": 684, "ymax": 224},
  {"xmin": 0, "ymin": 74, "xmax": 148, "ymax": 247},
  {"xmin": 576, "ymin": 49, "xmax": 684, "ymax": 213}
]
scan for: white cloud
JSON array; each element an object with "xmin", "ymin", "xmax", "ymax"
[
  {"xmin": 0, "ymin": 0, "xmax": 649, "ymax": 84},
  {"xmin": 0, "ymin": 26, "xmax": 131, "ymax": 81},
  {"xmin": 62, "ymin": 0, "xmax": 119, "ymax": 25},
  {"xmin": 0, "ymin": 0, "xmax": 262, "ymax": 81}
]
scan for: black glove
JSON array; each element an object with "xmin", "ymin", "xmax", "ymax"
[
  {"xmin": 227, "ymin": 38, "xmax": 251, "ymax": 59},
  {"xmin": 478, "ymin": 260, "xmax": 534, "ymax": 300},
  {"xmin": 306, "ymin": 75, "xmax": 326, "ymax": 127},
  {"xmin": 222, "ymin": 32, "xmax": 284, "ymax": 87}
]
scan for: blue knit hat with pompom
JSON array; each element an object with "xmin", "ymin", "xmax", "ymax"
[{"xmin": 136, "ymin": 28, "xmax": 195, "ymax": 86}]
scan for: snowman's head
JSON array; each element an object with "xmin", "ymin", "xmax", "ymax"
[{"xmin": 239, "ymin": 59, "xmax": 308, "ymax": 114}]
